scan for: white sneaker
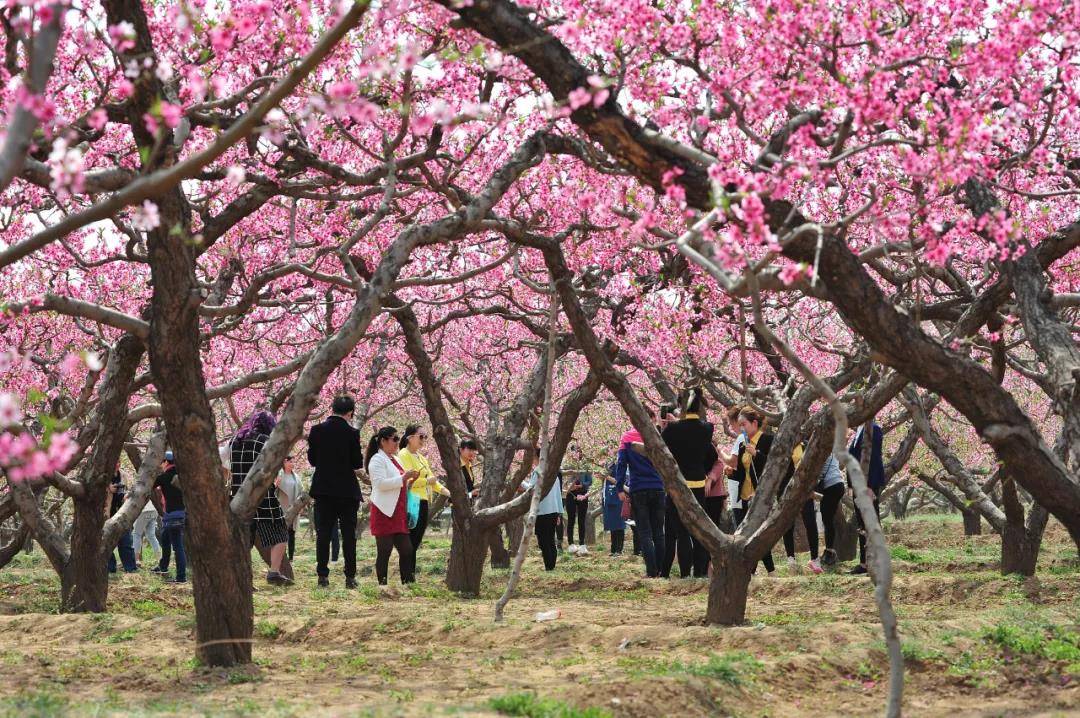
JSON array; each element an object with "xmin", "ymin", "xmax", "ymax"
[
  {"xmin": 787, "ymin": 556, "xmax": 801, "ymax": 575},
  {"xmin": 578, "ymin": 545, "xmax": 589, "ymax": 556},
  {"xmin": 568, "ymin": 545, "xmax": 580, "ymax": 555}
]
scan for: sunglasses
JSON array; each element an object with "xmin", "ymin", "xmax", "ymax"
[
  {"xmin": 385, "ymin": 436, "xmax": 400, "ymax": 443},
  {"xmin": 418, "ymin": 434, "xmax": 428, "ymax": 440}
]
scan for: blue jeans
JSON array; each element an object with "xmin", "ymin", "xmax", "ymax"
[
  {"xmin": 107, "ymin": 530, "xmax": 137, "ymax": 573},
  {"xmin": 631, "ymin": 490, "xmax": 666, "ymax": 577},
  {"xmin": 157, "ymin": 512, "xmax": 186, "ymax": 582}
]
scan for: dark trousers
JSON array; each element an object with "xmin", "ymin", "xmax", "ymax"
[
  {"xmin": 287, "ymin": 529, "xmax": 296, "ymax": 561},
  {"xmin": 662, "ymin": 487, "xmax": 709, "ymax": 578},
  {"xmin": 555, "ymin": 518, "xmax": 564, "ymax": 548},
  {"xmin": 733, "ymin": 506, "xmax": 775, "ymax": 573},
  {"xmin": 409, "ymin": 499, "xmax": 429, "ymax": 569},
  {"xmin": 609, "ymin": 529, "xmax": 625, "ymax": 554},
  {"xmin": 857, "ymin": 489, "xmax": 881, "ymax": 565},
  {"xmin": 375, "ymin": 534, "xmax": 414, "ymax": 585},
  {"xmin": 535, "ymin": 513, "xmax": 559, "ymax": 570},
  {"xmin": 566, "ymin": 498, "xmax": 587, "ymax": 545},
  {"xmin": 157, "ymin": 524, "xmax": 186, "ymax": 581},
  {"xmin": 631, "ymin": 523, "xmax": 641, "ymax": 555},
  {"xmin": 704, "ymin": 495, "xmax": 726, "ymax": 528},
  {"xmin": 157, "ymin": 523, "xmax": 167, "ymax": 567},
  {"xmin": 819, "ymin": 483, "xmax": 845, "ymax": 551},
  {"xmin": 783, "ymin": 499, "xmax": 819, "ymax": 559},
  {"xmin": 107, "ymin": 530, "xmax": 137, "ymax": 573},
  {"xmin": 331, "ymin": 520, "xmax": 339, "ymax": 561},
  {"xmin": 314, "ymin": 497, "xmax": 359, "ymax": 579},
  {"xmin": 631, "ymin": 490, "xmax": 665, "ymax": 577}
]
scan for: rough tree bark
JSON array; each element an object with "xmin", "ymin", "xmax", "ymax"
[
  {"xmin": 962, "ymin": 510, "xmax": 983, "ymax": 537},
  {"xmin": 60, "ymin": 335, "xmax": 145, "ymax": 612},
  {"xmin": 999, "ymin": 475, "xmax": 1050, "ymax": 576},
  {"xmin": 8, "ymin": 336, "xmax": 146, "ymax": 613},
  {"xmin": 0, "ymin": 524, "xmax": 29, "ymax": 571},
  {"xmin": 100, "ymin": 0, "xmax": 374, "ymax": 666}
]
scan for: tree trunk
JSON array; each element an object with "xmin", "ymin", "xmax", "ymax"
[
  {"xmin": 1001, "ymin": 505, "xmax": 1049, "ymax": 576},
  {"xmin": 792, "ymin": 513, "xmax": 810, "ymax": 553},
  {"xmin": 488, "ymin": 525, "xmax": 510, "ymax": 569},
  {"xmin": 889, "ymin": 491, "xmax": 907, "ymax": 520},
  {"xmin": 60, "ymin": 485, "xmax": 109, "ymax": 613},
  {"xmin": 584, "ymin": 509, "xmax": 596, "ymax": 546},
  {"xmin": 507, "ymin": 516, "xmax": 524, "ymax": 554},
  {"xmin": 446, "ymin": 519, "xmax": 489, "ymax": 595},
  {"xmin": 834, "ymin": 503, "xmax": 859, "ymax": 562},
  {"xmin": 146, "ymin": 191, "xmax": 254, "ymax": 667},
  {"xmin": 962, "ymin": 509, "xmax": 982, "ymax": 536},
  {"xmin": 705, "ymin": 553, "xmax": 753, "ymax": 625},
  {"xmin": 1000, "ymin": 473, "xmax": 1049, "ymax": 577}
]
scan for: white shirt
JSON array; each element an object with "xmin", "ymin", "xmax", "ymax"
[
  {"xmin": 277, "ymin": 471, "xmax": 303, "ymax": 530},
  {"xmin": 727, "ymin": 434, "xmax": 746, "ymax": 509},
  {"xmin": 368, "ymin": 450, "xmax": 404, "ymax": 518}
]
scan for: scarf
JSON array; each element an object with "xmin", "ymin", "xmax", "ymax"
[{"xmin": 739, "ymin": 430, "xmax": 764, "ymax": 501}]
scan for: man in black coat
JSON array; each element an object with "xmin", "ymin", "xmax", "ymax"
[{"xmin": 307, "ymin": 395, "xmax": 364, "ymax": 588}]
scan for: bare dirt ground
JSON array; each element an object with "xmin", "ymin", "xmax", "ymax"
[{"xmin": 0, "ymin": 514, "xmax": 1077, "ymax": 717}]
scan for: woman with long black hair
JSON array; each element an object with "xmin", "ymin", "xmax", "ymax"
[
  {"xmin": 366, "ymin": 426, "xmax": 419, "ymax": 585},
  {"xmin": 729, "ymin": 407, "xmax": 777, "ymax": 577},
  {"xmin": 817, "ymin": 454, "xmax": 847, "ymax": 568},
  {"xmin": 230, "ymin": 409, "xmax": 292, "ymax": 585},
  {"xmin": 398, "ymin": 424, "xmax": 449, "ymax": 572}
]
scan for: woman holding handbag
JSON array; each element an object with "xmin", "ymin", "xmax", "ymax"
[
  {"xmin": 366, "ymin": 426, "xmax": 419, "ymax": 585},
  {"xmin": 399, "ymin": 425, "xmax": 450, "ymax": 571}
]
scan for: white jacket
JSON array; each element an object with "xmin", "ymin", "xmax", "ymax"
[{"xmin": 368, "ymin": 450, "xmax": 404, "ymax": 518}]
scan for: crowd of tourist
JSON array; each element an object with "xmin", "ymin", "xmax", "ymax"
[{"xmin": 107, "ymin": 388, "xmax": 883, "ymax": 587}]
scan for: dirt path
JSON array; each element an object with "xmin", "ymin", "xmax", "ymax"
[{"xmin": 0, "ymin": 516, "xmax": 1076, "ymax": 716}]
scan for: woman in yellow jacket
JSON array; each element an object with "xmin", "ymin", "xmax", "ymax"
[{"xmin": 398, "ymin": 424, "xmax": 451, "ymax": 570}]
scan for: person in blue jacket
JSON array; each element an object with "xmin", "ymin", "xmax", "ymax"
[
  {"xmin": 615, "ymin": 417, "xmax": 666, "ymax": 578},
  {"xmin": 848, "ymin": 422, "xmax": 885, "ymax": 575},
  {"xmin": 602, "ymin": 463, "xmax": 627, "ymax": 555}
]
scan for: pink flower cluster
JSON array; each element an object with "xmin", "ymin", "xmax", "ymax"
[{"xmin": 0, "ymin": 427, "xmax": 77, "ymax": 482}]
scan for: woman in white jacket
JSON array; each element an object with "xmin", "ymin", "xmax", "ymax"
[{"xmin": 366, "ymin": 426, "xmax": 419, "ymax": 585}]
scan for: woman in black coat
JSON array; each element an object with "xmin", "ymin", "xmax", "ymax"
[{"xmin": 660, "ymin": 388, "xmax": 714, "ymax": 579}]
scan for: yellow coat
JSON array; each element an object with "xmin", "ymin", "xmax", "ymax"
[{"xmin": 398, "ymin": 448, "xmax": 450, "ymax": 502}]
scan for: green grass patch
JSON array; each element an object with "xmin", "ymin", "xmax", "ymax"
[
  {"xmin": 889, "ymin": 546, "xmax": 925, "ymax": 563},
  {"xmin": 489, "ymin": 692, "xmax": 611, "ymax": 718},
  {"xmin": 900, "ymin": 640, "xmax": 945, "ymax": 663},
  {"xmin": 227, "ymin": 669, "xmax": 263, "ymax": 685},
  {"xmin": 255, "ymin": 620, "xmax": 282, "ymax": 640},
  {"xmin": 944, "ymin": 650, "xmax": 1000, "ymax": 688},
  {"xmin": 83, "ymin": 613, "xmax": 116, "ymax": 641},
  {"xmin": 105, "ymin": 626, "xmax": 139, "ymax": 644},
  {"xmin": 621, "ymin": 650, "xmax": 761, "ymax": 686},
  {"xmin": 983, "ymin": 621, "xmax": 1080, "ymax": 663},
  {"xmin": 0, "ymin": 688, "xmax": 68, "ymax": 718},
  {"xmin": 130, "ymin": 599, "xmax": 168, "ymax": 618}
]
